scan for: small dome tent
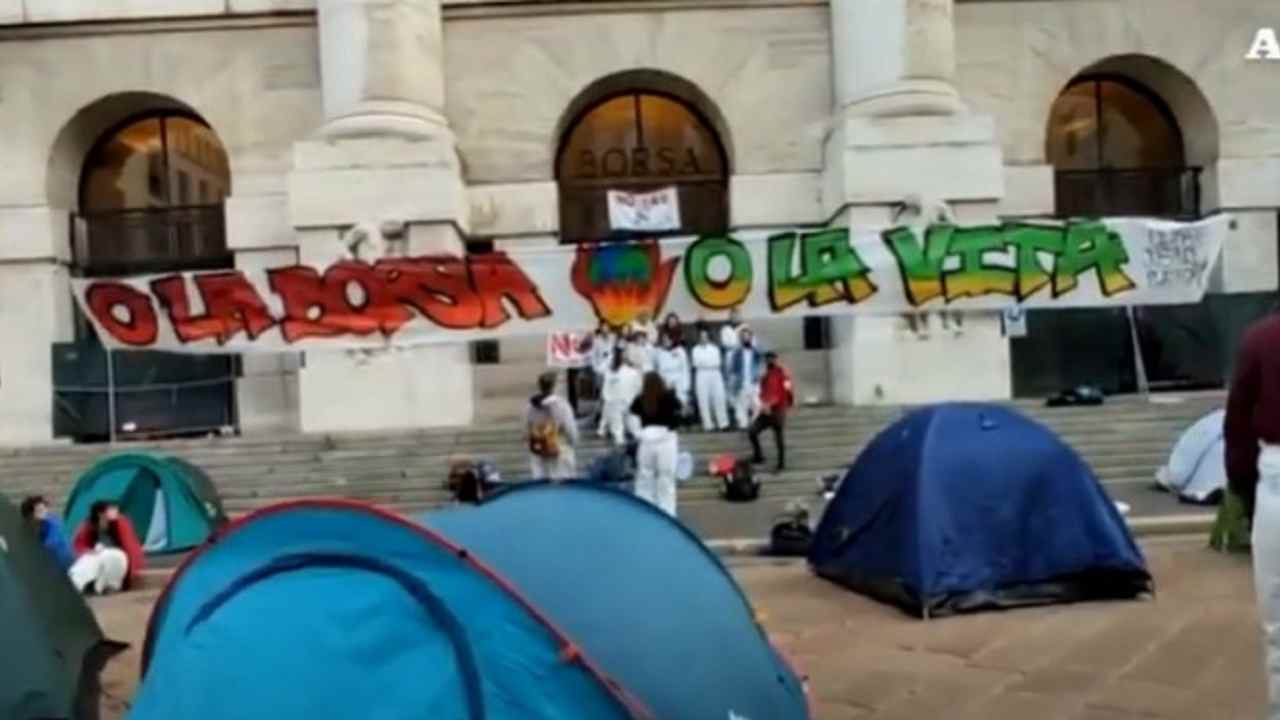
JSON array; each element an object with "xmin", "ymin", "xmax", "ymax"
[
  {"xmin": 65, "ymin": 453, "xmax": 226, "ymax": 554},
  {"xmin": 1155, "ymin": 409, "xmax": 1226, "ymax": 504},
  {"xmin": 421, "ymin": 483, "xmax": 811, "ymax": 720},
  {"xmin": 809, "ymin": 403, "xmax": 1152, "ymax": 618},
  {"xmin": 133, "ymin": 500, "xmax": 648, "ymax": 720},
  {"xmin": 0, "ymin": 494, "xmax": 126, "ymax": 720}
]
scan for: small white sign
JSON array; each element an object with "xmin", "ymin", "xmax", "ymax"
[
  {"xmin": 1246, "ymin": 28, "xmax": 1280, "ymax": 60},
  {"xmin": 547, "ymin": 332, "xmax": 591, "ymax": 368},
  {"xmin": 607, "ymin": 187, "xmax": 681, "ymax": 232},
  {"xmin": 1002, "ymin": 307, "xmax": 1028, "ymax": 338}
]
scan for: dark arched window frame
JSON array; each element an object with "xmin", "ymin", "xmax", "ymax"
[
  {"xmin": 74, "ymin": 110, "xmax": 232, "ymax": 277},
  {"xmin": 555, "ymin": 89, "xmax": 731, "ymax": 244},
  {"xmin": 1047, "ymin": 74, "xmax": 1201, "ymax": 219}
]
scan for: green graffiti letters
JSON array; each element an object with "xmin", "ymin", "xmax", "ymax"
[
  {"xmin": 684, "ymin": 235, "xmax": 753, "ymax": 310},
  {"xmin": 883, "ymin": 221, "xmax": 1137, "ymax": 307},
  {"xmin": 767, "ymin": 229, "xmax": 877, "ymax": 311}
]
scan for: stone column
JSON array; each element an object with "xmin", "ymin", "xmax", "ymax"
[
  {"xmin": 824, "ymin": 0, "xmax": 1011, "ymax": 406},
  {"xmin": 288, "ymin": 0, "xmax": 475, "ymax": 434},
  {"xmin": 830, "ymin": 0, "xmax": 964, "ymax": 117},
  {"xmin": 317, "ymin": 0, "xmax": 449, "ymax": 140}
]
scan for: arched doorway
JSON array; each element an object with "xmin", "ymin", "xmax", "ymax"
[
  {"xmin": 556, "ymin": 89, "xmax": 729, "ymax": 243},
  {"xmin": 1012, "ymin": 73, "xmax": 1212, "ymax": 397},
  {"xmin": 57, "ymin": 112, "xmax": 236, "ymax": 440}
]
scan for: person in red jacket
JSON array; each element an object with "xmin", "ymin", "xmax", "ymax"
[
  {"xmin": 69, "ymin": 501, "xmax": 145, "ymax": 594},
  {"xmin": 749, "ymin": 352, "xmax": 794, "ymax": 472}
]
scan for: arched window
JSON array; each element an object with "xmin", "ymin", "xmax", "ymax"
[
  {"xmin": 556, "ymin": 91, "xmax": 729, "ymax": 243},
  {"xmin": 77, "ymin": 113, "xmax": 231, "ymax": 276},
  {"xmin": 1046, "ymin": 77, "xmax": 1198, "ymax": 218}
]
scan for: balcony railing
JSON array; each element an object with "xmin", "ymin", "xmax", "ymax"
[
  {"xmin": 72, "ymin": 204, "xmax": 231, "ymax": 276},
  {"xmin": 1054, "ymin": 167, "xmax": 1202, "ymax": 221}
]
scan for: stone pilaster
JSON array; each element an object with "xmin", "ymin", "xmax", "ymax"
[
  {"xmin": 288, "ymin": 0, "xmax": 475, "ymax": 434},
  {"xmin": 824, "ymin": 0, "xmax": 1011, "ymax": 406}
]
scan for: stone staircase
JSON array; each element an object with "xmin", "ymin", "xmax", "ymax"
[{"xmin": 0, "ymin": 393, "xmax": 1225, "ymax": 540}]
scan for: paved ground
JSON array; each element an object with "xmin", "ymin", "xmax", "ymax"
[{"xmin": 94, "ymin": 537, "xmax": 1264, "ymax": 720}]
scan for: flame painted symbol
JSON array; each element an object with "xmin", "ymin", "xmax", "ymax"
[{"xmin": 571, "ymin": 241, "xmax": 680, "ymax": 328}]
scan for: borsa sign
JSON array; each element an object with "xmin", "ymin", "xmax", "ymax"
[{"xmin": 71, "ymin": 216, "xmax": 1228, "ymax": 354}]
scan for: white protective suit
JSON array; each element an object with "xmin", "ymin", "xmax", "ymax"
[
  {"xmin": 1256, "ymin": 444, "xmax": 1280, "ymax": 720},
  {"xmin": 68, "ymin": 546, "xmax": 129, "ymax": 595},
  {"xmin": 626, "ymin": 341, "xmax": 656, "ymax": 373},
  {"xmin": 635, "ymin": 426, "xmax": 679, "ymax": 517},
  {"xmin": 655, "ymin": 346, "xmax": 691, "ymax": 409},
  {"xmin": 598, "ymin": 365, "xmax": 642, "ymax": 445},
  {"xmin": 691, "ymin": 342, "xmax": 729, "ymax": 431}
]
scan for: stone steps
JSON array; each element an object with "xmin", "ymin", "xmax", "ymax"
[{"xmin": 0, "ymin": 394, "xmax": 1224, "ymax": 530}]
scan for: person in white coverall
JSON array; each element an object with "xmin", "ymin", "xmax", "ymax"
[
  {"xmin": 726, "ymin": 326, "xmax": 765, "ymax": 430},
  {"xmin": 628, "ymin": 371, "xmax": 682, "ymax": 516},
  {"xmin": 655, "ymin": 334, "xmax": 691, "ymax": 413},
  {"xmin": 691, "ymin": 329, "xmax": 730, "ymax": 431},
  {"xmin": 626, "ymin": 330, "xmax": 656, "ymax": 373},
  {"xmin": 598, "ymin": 351, "xmax": 642, "ymax": 446},
  {"xmin": 719, "ymin": 306, "xmax": 744, "ymax": 351}
]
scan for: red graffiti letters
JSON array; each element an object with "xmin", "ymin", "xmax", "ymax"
[
  {"xmin": 86, "ymin": 282, "xmax": 159, "ymax": 346},
  {"xmin": 376, "ymin": 257, "xmax": 484, "ymax": 330},
  {"xmin": 83, "ymin": 253, "xmax": 553, "ymax": 347},
  {"xmin": 151, "ymin": 273, "xmax": 276, "ymax": 344},
  {"xmin": 470, "ymin": 252, "xmax": 552, "ymax": 328}
]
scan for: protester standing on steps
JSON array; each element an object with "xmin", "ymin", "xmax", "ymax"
[
  {"xmin": 629, "ymin": 371, "xmax": 682, "ymax": 517},
  {"xmin": 599, "ymin": 351, "xmax": 642, "ymax": 446},
  {"xmin": 1225, "ymin": 311, "xmax": 1280, "ymax": 720},
  {"xmin": 749, "ymin": 352, "xmax": 794, "ymax": 472},
  {"xmin": 727, "ymin": 326, "xmax": 766, "ymax": 430},
  {"xmin": 655, "ymin": 333, "xmax": 692, "ymax": 415},
  {"xmin": 526, "ymin": 371, "xmax": 579, "ymax": 481},
  {"xmin": 626, "ymin": 330, "xmax": 656, "ymax": 373},
  {"xmin": 691, "ymin": 329, "xmax": 730, "ymax": 432},
  {"xmin": 719, "ymin": 306, "xmax": 744, "ymax": 352}
]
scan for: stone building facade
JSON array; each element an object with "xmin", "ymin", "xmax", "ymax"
[{"xmin": 0, "ymin": 0, "xmax": 1275, "ymax": 446}]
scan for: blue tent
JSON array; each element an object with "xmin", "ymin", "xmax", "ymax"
[
  {"xmin": 422, "ymin": 483, "xmax": 810, "ymax": 720},
  {"xmin": 809, "ymin": 403, "xmax": 1152, "ymax": 618},
  {"xmin": 131, "ymin": 500, "xmax": 648, "ymax": 720}
]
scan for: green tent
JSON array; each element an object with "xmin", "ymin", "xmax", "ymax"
[
  {"xmin": 65, "ymin": 454, "xmax": 227, "ymax": 555},
  {"xmin": 0, "ymin": 494, "xmax": 126, "ymax": 719}
]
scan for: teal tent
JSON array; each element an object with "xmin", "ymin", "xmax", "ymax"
[
  {"xmin": 0, "ymin": 494, "xmax": 126, "ymax": 719},
  {"xmin": 64, "ymin": 454, "xmax": 226, "ymax": 555}
]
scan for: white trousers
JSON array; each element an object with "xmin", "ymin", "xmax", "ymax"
[
  {"xmin": 733, "ymin": 383, "xmax": 760, "ymax": 429},
  {"xmin": 1255, "ymin": 444, "xmax": 1280, "ymax": 720},
  {"xmin": 695, "ymin": 369, "xmax": 729, "ymax": 431},
  {"xmin": 598, "ymin": 400, "xmax": 629, "ymax": 445},
  {"xmin": 68, "ymin": 547, "xmax": 129, "ymax": 594},
  {"xmin": 635, "ymin": 428, "xmax": 679, "ymax": 516},
  {"xmin": 660, "ymin": 371, "xmax": 691, "ymax": 410},
  {"xmin": 530, "ymin": 446, "xmax": 577, "ymax": 481}
]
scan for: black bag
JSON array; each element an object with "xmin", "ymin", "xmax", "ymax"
[
  {"xmin": 448, "ymin": 460, "xmax": 501, "ymax": 504},
  {"xmin": 1046, "ymin": 385, "xmax": 1106, "ymax": 407},
  {"xmin": 721, "ymin": 459, "xmax": 760, "ymax": 502},
  {"xmin": 770, "ymin": 520, "xmax": 813, "ymax": 556}
]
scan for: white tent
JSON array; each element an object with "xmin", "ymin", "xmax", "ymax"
[{"xmin": 1155, "ymin": 409, "xmax": 1226, "ymax": 504}]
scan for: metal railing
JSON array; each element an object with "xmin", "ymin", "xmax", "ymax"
[
  {"xmin": 72, "ymin": 204, "xmax": 231, "ymax": 276},
  {"xmin": 1054, "ymin": 167, "xmax": 1202, "ymax": 220}
]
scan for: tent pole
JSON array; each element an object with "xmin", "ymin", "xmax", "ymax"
[
  {"xmin": 106, "ymin": 348, "xmax": 116, "ymax": 445},
  {"xmin": 1126, "ymin": 306, "xmax": 1150, "ymax": 399}
]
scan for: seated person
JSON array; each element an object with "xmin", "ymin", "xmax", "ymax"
[
  {"xmin": 69, "ymin": 501, "xmax": 145, "ymax": 595},
  {"xmin": 20, "ymin": 495, "xmax": 74, "ymax": 570}
]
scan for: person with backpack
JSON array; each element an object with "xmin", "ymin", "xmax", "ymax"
[
  {"xmin": 749, "ymin": 352, "xmax": 795, "ymax": 472},
  {"xmin": 526, "ymin": 371, "xmax": 579, "ymax": 481},
  {"xmin": 629, "ymin": 371, "xmax": 683, "ymax": 516}
]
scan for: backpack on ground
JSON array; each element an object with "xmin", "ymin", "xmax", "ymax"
[
  {"xmin": 721, "ymin": 459, "xmax": 760, "ymax": 502},
  {"xmin": 528, "ymin": 418, "xmax": 561, "ymax": 459},
  {"xmin": 769, "ymin": 501, "xmax": 812, "ymax": 555},
  {"xmin": 447, "ymin": 460, "xmax": 501, "ymax": 504}
]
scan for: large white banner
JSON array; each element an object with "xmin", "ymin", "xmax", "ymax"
[{"xmin": 70, "ymin": 216, "xmax": 1228, "ymax": 354}]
